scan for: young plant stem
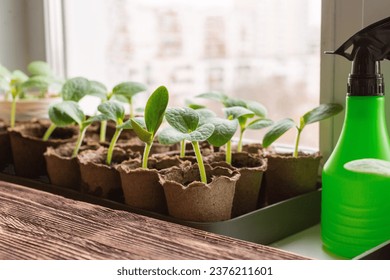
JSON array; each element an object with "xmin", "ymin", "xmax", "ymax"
[
  {"xmin": 99, "ymin": 120, "xmax": 107, "ymax": 142},
  {"xmin": 43, "ymin": 123, "xmax": 57, "ymax": 141},
  {"xmin": 293, "ymin": 128, "xmax": 303, "ymax": 158},
  {"xmin": 142, "ymin": 142, "xmax": 153, "ymax": 169},
  {"xmin": 72, "ymin": 126, "xmax": 87, "ymax": 158},
  {"xmin": 180, "ymin": 140, "xmax": 186, "ymax": 158},
  {"xmin": 237, "ymin": 129, "xmax": 244, "ymax": 152},
  {"xmin": 106, "ymin": 128, "xmax": 122, "ymax": 165},
  {"xmin": 192, "ymin": 141, "xmax": 207, "ymax": 184},
  {"xmin": 10, "ymin": 97, "xmax": 16, "ymax": 128},
  {"xmin": 225, "ymin": 140, "xmax": 232, "ymax": 164}
]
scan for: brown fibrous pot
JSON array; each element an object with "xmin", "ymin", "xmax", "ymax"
[
  {"xmin": 159, "ymin": 163, "xmax": 240, "ymax": 222},
  {"xmin": 8, "ymin": 122, "xmax": 78, "ymax": 178},
  {"xmin": 262, "ymin": 152, "xmax": 322, "ymax": 205}
]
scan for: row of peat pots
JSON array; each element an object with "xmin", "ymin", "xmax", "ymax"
[{"xmin": 0, "ymin": 119, "xmax": 322, "ymax": 223}]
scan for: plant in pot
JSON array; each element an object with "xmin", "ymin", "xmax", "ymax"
[
  {"xmin": 44, "ymin": 101, "xmax": 103, "ymax": 189},
  {"xmin": 196, "ymin": 91, "xmax": 269, "ymax": 154},
  {"xmin": 261, "ymin": 103, "xmax": 343, "ymax": 205},
  {"xmin": 0, "ymin": 61, "xmax": 62, "ymax": 127},
  {"xmin": 77, "ymin": 100, "xmax": 139, "ymax": 199},
  {"xmin": 157, "ymin": 106, "xmax": 241, "ymax": 222},
  {"xmin": 157, "ymin": 107, "xmax": 216, "ymax": 159},
  {"xmin": 205, "ymin": 108, "xmax": 271, "ymax": 217},
  {"xmin": 7, "ymin": 77, "xmax": 90, "ymax": 178},
  {"xmin": 117, "ymin": 86, "xmax": 175, "ymax": 213},
  {"xmin": 0, "ymin": 61, "xmax": 58, "ymax": 170},
  {"xmin": 86, "ymin": 80, "xmax": 146, "ymax": 144}
]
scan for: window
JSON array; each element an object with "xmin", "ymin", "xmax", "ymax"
[{"xmin": 57, "ymin": 0, "xmax": 322, "ymax": 149}]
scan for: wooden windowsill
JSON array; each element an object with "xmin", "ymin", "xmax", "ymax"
[{"xmin": 0, "ymin": 181, "xmax": 308, "ymax": 260}]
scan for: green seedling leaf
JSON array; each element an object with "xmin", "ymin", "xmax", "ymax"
[
  {"xmin": 84, "ymin": 114, "xmax": 108, "ymax": 126},
  {"xmin": 98, "ymin": 101, "xmax": 125, "ymax": 123},
  {"xmin": 263, "ymin": 118, "xmax": 296, "ymax": 148},
  {"xmin": 27, "ymin": 61, "xmax": 53, "ymax": 77},
  {"xmin": 186, "ymin": 123, "xmax": 215, "ymax": 142},
  {"xmin": 344, "ymin": 158, "xmax": 390, "ymax": 177},
  {"xmin": 131, "ymin": 118, "xmax": 153, "ymax": 143},
  {"xmin": 112, "ymin": 81, "xmax": 147, "ymax": 100},
  {"xmin": 185, "ymin": 99, "xmax": 206, "ymax": 110},
  {"xmin": 61, "ymin": 77, "xmax": 91, "ymax": 102},
  {"xmin": 144, "ymin": 85, "xmax": 169, "ymax": 135},
  {"xmin": 223, "ymin": 97, "xmax": 247, "ymax": 108},
  {"xmin": 117, "ymin": 117, "xmax": 145, "ymax": 130},
  {"xmin": 158, "ymin": 126, "xmax": 187, "ymax": 145},
  {"xmin": 224, "ymin": 106, "xmax": 254, "ymax": 120},
  {"xmin": 302, "ymin": 103, "xmax": 343, "ymax": 127},
  {"xmin": 165, "ymin": 107, "xmax": 199, "ymax": 133},
  {"xmin": 49, "ymin": 101, "xmax": 84, "ymax": 127},
  {"xmin": 247, "ymin": 118, "xmax": 274, "ymax": 130},
  {"xmin": 196, "ymin": 108, "xmax": 217, "ymax": 125},
  {"xmin": 21, "ymin": 76, "xmax": 52, "ymax": 92},
  {"xmin": 207, "ymin": 118, "xmax": 238, "ymax": 147},
  {"xmin": 196, "ymin": 91, "xmax": 228, "ymax": 102},
  {"xmin": 11, "ymin": 70, "xmax": 28, "ymax": 84},
  {"xmin": 88, "ymin": 80, "xmax": 108, "ymax": 99},
  {"xmin": 246, "ymin": 100, "xmax": 267, "ymax": 117}
]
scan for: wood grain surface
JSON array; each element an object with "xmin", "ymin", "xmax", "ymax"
[{"xmin": 0, "ymin": 181, "xmax": 309, "ymax": 260}]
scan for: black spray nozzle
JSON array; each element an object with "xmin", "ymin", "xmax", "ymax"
[{"xmin": 325, "ymin": 16, "xmax": 390, "ymax": 96}]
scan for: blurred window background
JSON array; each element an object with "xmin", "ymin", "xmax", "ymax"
[{"xmin": 63, "ymin": 0, "xmax": 321, "ymax": 149}]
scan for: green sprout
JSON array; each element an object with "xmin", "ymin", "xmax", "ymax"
[
  {"xmin": 262, "ymin": 103, "xmax": 343, "ymax": 157},
  {"xmin": 123, "ymin": 86, "xmax": 169, "ymax": 169},
  {"xmin": 0, "ymin": 61, "xmax": 64, "ymax": 128},
  {"xmin": 112, "ymin": 81, "xmax": 147, "ymax": 119},
  {"xmin": 96, "ymin": 101, "xmax": 129, "ymax": 165},
  {"xmin": 196, "ymin": 92, "xmax": 269, "ymax": 152},
  {"xmin": 47, "ymin": 101, "xmax": 103, "ymax": 157},
  {"xmin": 43, "ymin": 77, "xmax": 91, "ymax": 141},
  {"xmin": 158, "ymin": 107, "xmax": 215, "ymax": 184}
]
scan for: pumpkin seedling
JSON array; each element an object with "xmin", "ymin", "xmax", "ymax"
[
  {"xmin": 158, "ymin": 107, "xmax": 216, "ymax": 158},
  {"xmin": 112, "ymin": 81, "xmax": 147, "ymax": 119},
  {"xmin": 87, "ymin": 80, "xmax": 111, "ymax": 142},
  {"xmin": 197, "ymin": 92, "xmax": 270, "ymax": 152},
  {"xmin": 262, "ymin": 103, "xmax": 343, "ymax": 157},
  {"xmin": 0, "ymin": 67, "xmax": 28, "ymax": 128},
  {"xmin": 159, "ymin": 107, "xmax": 215, "ymax": 184},
  {"xmin": 96, "ymin": 101, "xmax": 128, "ymax": 165},
  {"xmin": 122, "ymin": 86, "xmax": 169, "ymax": 169},
  {"xmin": 43, "ymin": 77, "xmax": 91, "ymax": 141},
  {"xmin": 2, "ymin": 61, "xmax": 64, "ymax": 128},
  {"xmin": 207, "ymin": 117, "xmax": 238, "ymax": 165},
  {"xmin": 47, "ymin": 100, "xmax": 104, "ymax": 157}
]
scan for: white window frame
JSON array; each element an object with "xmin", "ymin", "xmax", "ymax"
[{"xmin": 320, "ymin": 0, "xmax": 390, "ymax": 160}]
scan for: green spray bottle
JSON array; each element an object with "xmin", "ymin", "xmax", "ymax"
[{"xmin": 322, "ymin": 16, "xmax": 390, "ymax": 258}]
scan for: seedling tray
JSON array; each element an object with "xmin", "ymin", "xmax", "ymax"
[{"xmin": 0, "ymin": 166, "xmax": 320, "ymax": 245}]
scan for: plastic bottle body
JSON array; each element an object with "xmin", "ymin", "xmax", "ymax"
[{"xmin": 322, "ymin": 96, "xmax": 390, "ymax": 258}]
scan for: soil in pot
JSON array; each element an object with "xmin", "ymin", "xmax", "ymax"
[
  {"xmin": 206, "ymin": 152, "xmax": 268, "ymax": 217},
  {"xmin": 44, "ymin": 142, "xmax": 100, "ymax": 190},
  {"xmin": 262, "ymin": 152, "xmax": 322, "ymax": 205},
  {"xmin": 117, "ymin": 155, "xmax": 185, "ymax": 214},
  {"xmin": 8, "ymin": 122, "xmax": 78, "ymax": 178},
  {"xmin": 159, "ymin": 163, "xmax": 240, "ymax": 222},
  {"xmin": 77, "ymin": 147, "xmax": 139, "ymax": 200},
  {"xmin": 0, "ymin": 121, "xmax": 12, "ymax": 170}
]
